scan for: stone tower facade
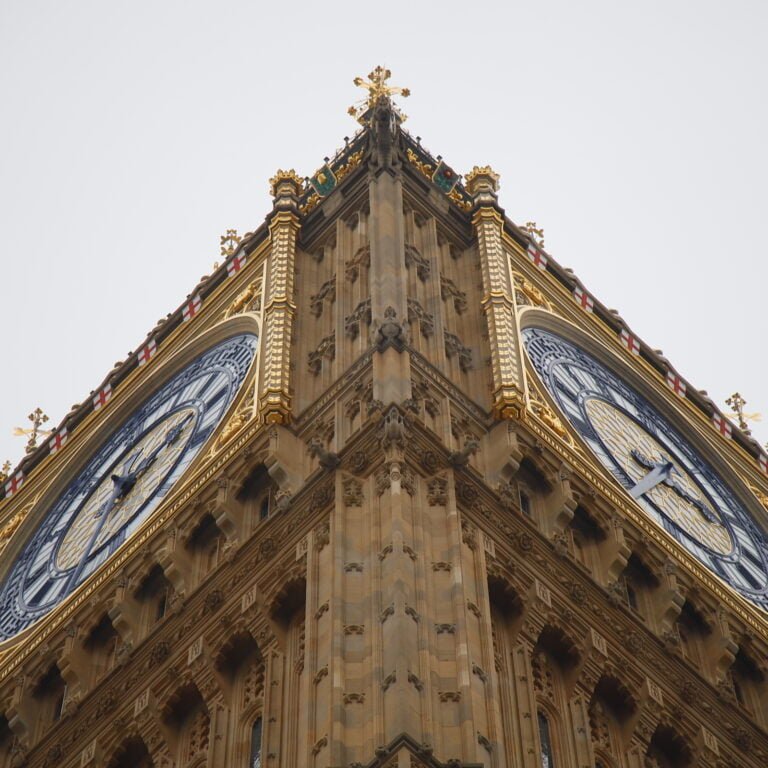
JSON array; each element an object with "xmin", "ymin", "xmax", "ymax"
[{"xmin": 1, "ymin": 71, "xmax": 768, "ymax": 768}]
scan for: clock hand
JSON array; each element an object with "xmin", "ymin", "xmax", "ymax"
[
  {"xmin": 630, "ymin": 449, "xmax": 719, "ymax": 523},
  {"xmin": 663, "ymin": 477, "xmax": 720, "ymax": 524},
  {"xmin": 93, "ymin": 473, "xmax": 131, "ymax": 518},
  {"xmin": 629, "ymin": 459, "xmax": 676, "ymax": 499},
  {"xmin": 133, "ymin": 413, "xmax": 195, "ymax": 477}
]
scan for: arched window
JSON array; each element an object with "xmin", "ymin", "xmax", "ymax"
[
  {"xmin": 106, "ymin": 736, "xmax": 154, "ymax": 768},
  {"xmin": 675, "ymin": 601, "xmax": 710, "ymax": 670},
  {"xmin": 519, "ymin": 487, "xmax": 532, "ymax": 517},
  {"xmin": 568, "ymin": 505, "xmax": 606, "ymax": 576},
  {"xmin": 32, "ymin": 665, "xmax": 67, "ymax": 735},
  {"xmin": 186, "ymin": 514, "xmax": 225, "ymax": 580},
  {"xmin": 135, "ymin": 565, "xmax": 174, "ymax": 632},
  {"xmin": 730, "ymin": 647, "xmax": 766, "ymax": 725},
  {"xmin": 515, "ymin": 458, "xmax": 552, "ymax": 526},
  {"xmin": 537, "ymin": 710, "xmax": 555, "ymax": 768},
  {"xmin": 83, "ymin": 614, "xmax": 120, "ymax": 683},
  {"xmin": 619, "ymin": 554, "xmax": 659, "ymax": 623},
  {"xmin": 236, "ymin": 465, "xmax": 278, "ymax": 533},
  {"xmin": 588, "ymin": 676, "xmax": 636, "ymax": 762},
  {"xmin": 249, "ymin": 717, "xmax": 262, "ymax": 767},
  {"xmin": 488, "ymin": 575, "xmax": 524, "ymax": 754},
  {"xmin": 646, "ymin": 723, "xmax": 692, "ymax": 768},
  {"xmin": 1, "ymin": 714, "xmax": 13, "ymax": 768}
]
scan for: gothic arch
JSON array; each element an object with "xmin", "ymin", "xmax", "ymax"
[
  {"xmin": 534, "ymin": 623, "xmax": 582, "ymax": 670},
  {"xmin": 646, "ymin": 721, "xmax": 694, "ymax": 768},
  {"xmin": 588, "ymin": 673, "xmax": 637, "ymax": 758},
  {"xmin": 487, "ymin": 570, "xmax": 523, "ymax": 621},
  {"xmin": 0, "ymin": 714, "xmax": 12, "ymax": 768},
  {"xmin": 268, "ymin": 572, "xmax": 307, "ymax": 627},
  {"xmin": 216, "ymin": 631, "xmax": 267, "ymax": 768},
  {"xmin": 106, "ymin": 734, "xmax": 154, "ymax": 768},
  {"xmin": 212, "ymin": 627, "xmax": 264, "ymax": 710},
  {"xmin": 229, "ymin": 452, "xmax": 270, "ymax": 490},
  {"xmin": 160, "ymin": 680, "xmax": 211, "ymax": 767}
]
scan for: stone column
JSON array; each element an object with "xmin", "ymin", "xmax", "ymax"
[
  {"xmin": 366, "ymin": 102, "xmax": 412, "ymax": 407},
  {"xmin": 260, "ymin": 170, "xmax": 302, "ymax": 424},
  {"xmin": 466, "ymin": 167, "xmax": 527, "ymax": 420}
]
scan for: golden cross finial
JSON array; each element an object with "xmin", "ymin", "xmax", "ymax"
[
  {"xmin": 13, "ymin": 408, "xmax": 52, "ymax": 454},
  {"xmin": 0, "ymin": 461, "xmax": 10, "ymax": 484},
  {"xmin": 348, "ymin": 67, "xmax": 410, "ymax": 124},
  {"xmin": 725, "ymin": 392, "xmax": 761, "ymax": 435},
  {"xmin": 521, "ymin": 221, "xmax": 546, "ymax": 248},
  {"xmin": 219, "ymin": 229, "xmax": 242, "ymax": 258}
]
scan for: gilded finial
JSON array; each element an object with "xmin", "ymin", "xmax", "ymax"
[
  {"xmin": 219, "ymin": 230, "xmax": 242, "ymax": 259},
  {"xmin": 465, "ymin": 165, "xmax": 500, "ymax": 189},
  {"xmin": 348, "ymin": 66, "xmax": 410, "ymax": 124},
  {"xmin": 725, "ymin": 392, "xmax": 761, "ymax": 435},
  {"xmin": 520, "ymin": 221, "xmax": 545, "ymax": 248},
  {"xmin": 269, "ymin": 169, "xmax": 304, "ymax": 198},
  {"xmin": 0, "ymin": 461, "xmax": 10, "ymax": 484},
  {"xmin": 13, "ymin": 408, "xmax": 51, "ymax": 454}
]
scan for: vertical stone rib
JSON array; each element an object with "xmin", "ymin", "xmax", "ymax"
[
  {"xmin": 260, "ymin": 172, "xmax": 301, "ymax": 423},
  {"xmin": 467, "ymin": 168, "xmax": 527, "ymax": 419}
]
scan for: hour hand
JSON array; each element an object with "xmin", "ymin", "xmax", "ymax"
[
  {"xmin": 665, "ymin": 478, "xmax": 720, "ymax": 523},
  {"xmin": 135, "ymin": 414, "xmax": 194, "ymax": 476}
]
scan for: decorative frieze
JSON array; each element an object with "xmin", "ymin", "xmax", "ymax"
[
  {"xmin": 427, "ymin": 477, "xmax": 447, "ymax": 506},
  {"xmin": 343, "ymin": 477, "xmax": 364, "ymax": 506}
]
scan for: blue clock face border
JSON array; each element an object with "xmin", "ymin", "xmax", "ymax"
[
  {"xmin": 523, "ymin": 326, "xmax": 768, "ymax": 611},
  {"xmin": 0, "ymin": 332, "xmax": 258, "ymax": 641}
]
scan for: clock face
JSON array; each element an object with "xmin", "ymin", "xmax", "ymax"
[
  {"xmin": 523, "ymin": 327, "xmax": 768, "ymax": 610},
  {"xmin": 0, "ymin": 333, "xmax": 257, "ymax": 641}
]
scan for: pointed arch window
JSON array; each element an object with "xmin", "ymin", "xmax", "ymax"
[
  {"xmin": 249, "ymin": 717, "xmax": 262, "ymax": 767},
  {"xmin": 537, "ymin": 710, "xmax": 555, "ymax": 768}
]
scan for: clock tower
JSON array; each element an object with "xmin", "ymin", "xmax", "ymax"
[{"xmin": 1, "ymin": 69, "xmax": 768, "ymax": 768}]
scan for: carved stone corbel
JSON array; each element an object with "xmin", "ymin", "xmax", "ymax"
[{"xmin": 308, "ymin": 438, "xmax": 340, "ymax": 470}]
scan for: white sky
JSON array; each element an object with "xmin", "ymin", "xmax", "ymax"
[{"xmin": 0, "ymin": 1, "xmax": 766, "ymax": 469}]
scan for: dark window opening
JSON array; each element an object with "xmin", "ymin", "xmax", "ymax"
[
  {"xmin": 537, "ymin": 710, "xmax": 555, "ymax": 768},
  {"xmin": 250, "ymin": 717, "xmax": 263, "ymax": 768}
]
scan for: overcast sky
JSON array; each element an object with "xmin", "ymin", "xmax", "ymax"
[{"xmin": 0, "ymin": 1, "xmax": 766, "ymax": 470}]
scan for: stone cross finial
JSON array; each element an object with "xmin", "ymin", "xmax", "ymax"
[
  {"xmin": 725, "ymin": 392, "xmax": 760, "ymax": 435},
  {"xmin": 13, "ymin": 407, "xmax": 51, "ymax": 454},
  {"xmin": 520, "ymin": 221, "xmax": 546, "ymax": 248},
  {"xmin": 348, "ymin": 67, "xmax": 410, "ymax": 124},
  {"xmin": 219, "ymin": 229, "xmax": 242, "ymax": 258}
]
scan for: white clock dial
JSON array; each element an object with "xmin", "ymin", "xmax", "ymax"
[
  {"xmin": 0, "ymin": 333, "xmax": 257, "ymax": 641},
  {"xmin": 523, "ymin": 327, "xmax": 768, "ymax": 610}
]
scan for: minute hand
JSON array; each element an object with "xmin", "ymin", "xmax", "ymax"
[{"xmin": 629, "ymin": 459, "xmax": 675, "ymax": 499}]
